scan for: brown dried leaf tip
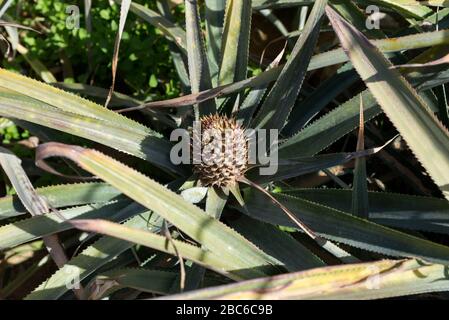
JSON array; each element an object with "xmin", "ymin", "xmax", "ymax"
[{"xmin": 192, "ymin": 114, "xmax": 248, "ymax": 188}]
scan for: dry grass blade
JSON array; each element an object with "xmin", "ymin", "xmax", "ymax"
[
  {"xmin": 116, "ymin": 83, "xmax": 234, "ymax": 112},
  {"xmin": 0, "ymin": 22, "xmax": 40, "ymax": 33},
  {"xmin": 105, "ymin": 0, "xmax": 131, "ymax": 107},
  {"xmin": 84, "ymin": 0, "xmax": 93, "ymax": 74},
  {"xmin": 352, "ymin": 95, "xmax": 369, "ymax": 218}
]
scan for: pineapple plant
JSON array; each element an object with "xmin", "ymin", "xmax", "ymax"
[{"xmin": 0, "ymin": 0, "xmax": 449, "ymax": 300}]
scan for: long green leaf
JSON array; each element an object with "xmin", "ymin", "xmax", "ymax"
[
  {"xmin": 284, "ymin": 188, "xmax": 449, "ymax": 234},
  {"xmin": 0, "ymin": 182, "xmax": 122, "ymax": 220},
  {"xmin": 218, "ymin": 0, "xmax": 252, "ymax": 86},
  {"xmin": 205, "ymin": 0, "xmax": 226, "ymax": 85},
  {"xmin": 0, "ymin": 93, "xmax": 183, "ymax": 175},
  {"xmin": 356, "ymin": 0, "xmax": 433, "ymax": 19},
  {"xmin": 71, "ymin": 217, "xmax": 266, "ymax": 280},
  {"xmin": 0, "ymin": 200, "xmax": 132, "ymax": 250},
  {"xmin": 185, "ymin": 0, "xmax": 216, "ymax": 117},
  {"xmin": 252, "ymin": 0, "xmax": 313, "ymax": 10},
  {"xmin": 53, "ymin": 82, "xmax": 143, "ymax": 108},
  {"xmin": 253, "ymin": 0, "xmax": 433, "ymax": 19},
  {"xmin": 0, "ymin": 69, "xmax": 150, "ymax": 134}
]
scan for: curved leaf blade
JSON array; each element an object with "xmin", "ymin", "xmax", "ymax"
[{"xmin": 164, "ymin": 259, "xmax": 449, "ymax": 300}]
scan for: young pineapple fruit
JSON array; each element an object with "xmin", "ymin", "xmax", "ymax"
[{"xmin": 192, "ymin": 114, "xmax": 248, "ymax": 188}]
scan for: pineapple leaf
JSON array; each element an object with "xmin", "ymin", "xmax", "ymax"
[
  {"xmin": 185, "ymin": 0, "xmax": 216, "ymax": 117},
  {"xmin": 0, "ymin": 182, "xmax": 122, "ymax": 221},
  {"xmin": 284, "ymin": 188, "xmax": 449, "ymax": 235},
  {"xmin": 130, "ymin": 28, "xmax": 449, "ymax": 112},
  {"xmin": 35, "ymin": 142, "xmax": 282, "ymax": 276},
  {"xmin": 0, "ymin": 200, "xmax": 132, "ymax": 250},
  {"xmin": 204, "ymin": 0, "xmax": 226, "ymax": 85},
  {"xmin": 253, "ymin": 0, "xmax": 327, "ymax": 130},
  {"xmin": 0, "ymin": 69, "xmax": 149, "ymax": 133},
  {"xmin": 230, "ymin": 215, "xmax": 325, "ymax": 271},
  {"xmin": 326, "ymin": 6, "xmax": 449, "ymax": 200},
  {"xmin": 0, "ymin": 91, "xmax": 184, "ymax": 175},
  {"xmin": 26, "ymin": 208, "xmax": 162, "ymax": 300},
  {"xmin": 162, "ymin": 259, "xmax": 449, "ymax": 300},
  {"xmin": 242, "ymin": 189, "xmax": 449, "ymax": 265},
  {"xmin": 218, "ymin": 0, "xmax": 252, "ymax": 86}
]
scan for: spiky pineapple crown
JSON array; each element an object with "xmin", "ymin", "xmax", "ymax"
[{"xmin": 192, "ymin": 114, "xmax": 248, "ymax": 188}]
